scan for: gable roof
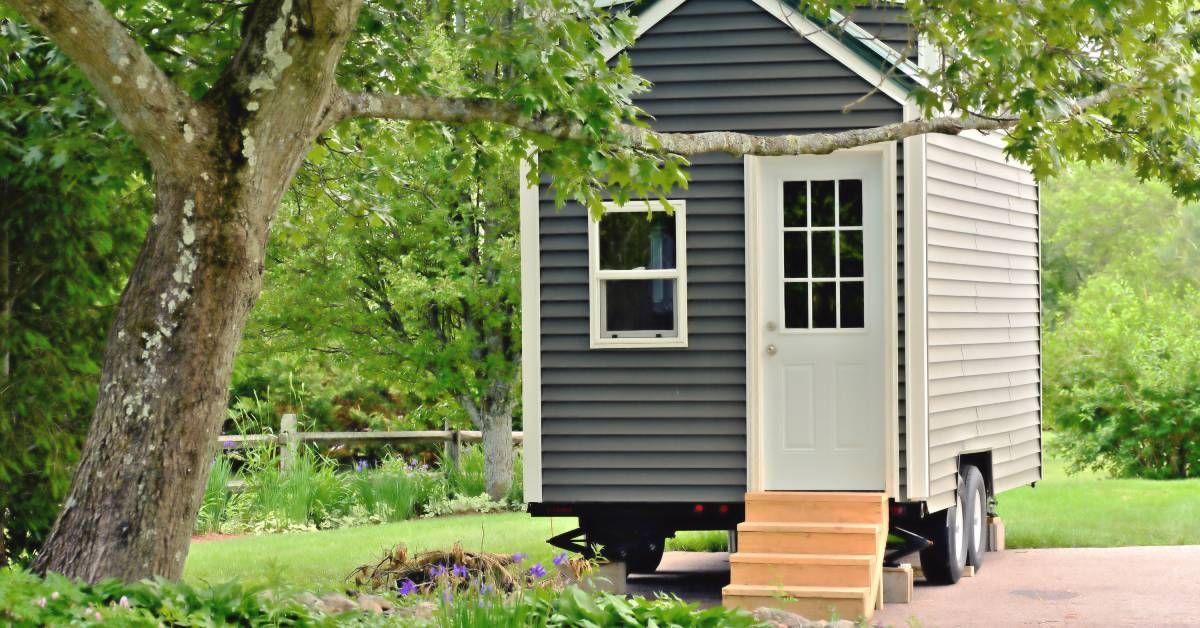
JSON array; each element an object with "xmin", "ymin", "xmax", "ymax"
[{"xmin": 599, "ymin": 0, "xmax": 922, "ymax": 105}]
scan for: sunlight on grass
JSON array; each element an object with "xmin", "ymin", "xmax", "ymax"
[
  {"xmin": 184, "ymin": 512, "xmax": 576, "ymax": 592},
  {"xmin": 1000, "ymin": 435, "xmax": 1200, "ymax": 548}
]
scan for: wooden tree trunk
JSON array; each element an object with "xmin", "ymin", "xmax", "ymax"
[
  {"xmin": 30, "ymin": 173, "xmax": 280, "ymax": 581},
  {"xmin": 479, "ymin": 407, "xmax": 515, "ymax": 501},
  {"xmin": 14, "ymin": 0, "xmax": 363, "ymax": 582}
]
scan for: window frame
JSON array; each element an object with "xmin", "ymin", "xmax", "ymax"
[
  {"xmin": 778, "ymin": 179, "xmax": 869, "ymax": 335},
  {"xmin": 588, "ymin": 199, "xmax": 689, "ymax": 349}
]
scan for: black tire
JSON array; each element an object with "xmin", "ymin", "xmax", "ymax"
[
  {"xmin": 597, "ymin": 536, "xmax": 666, "ymax": 574},
  {"xmin": 962, "ymin": 464, "xmax": 988, "ymax": 571},
  {"xmin": 919, "ymin": 474, "xmax": 967, "ymax": 585}
]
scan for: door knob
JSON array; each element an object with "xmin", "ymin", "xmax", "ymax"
[{"xmin": 765, "ymin": 344, "xmax": 777, "ymax": 356}]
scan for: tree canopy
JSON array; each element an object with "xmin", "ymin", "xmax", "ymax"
[{"xmin": 6, "ymin": 0, "xmax": 1200, "ymax": 583}]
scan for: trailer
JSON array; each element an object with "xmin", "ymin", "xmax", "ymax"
[{"xmin": 520, "ymin": 0, "xmax": 1042, "ymax": 618}]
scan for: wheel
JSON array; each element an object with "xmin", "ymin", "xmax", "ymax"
[
  {"xmin": 919, "ymin": 474, "xmax": 967, "ymax": 584},
  {"xmin": 962, "ymin": 464, "xmax": 988, "ymax": 571},
  {"xmin": 601, "ymin": 536, "xmax": 665, "ymax": 573}
]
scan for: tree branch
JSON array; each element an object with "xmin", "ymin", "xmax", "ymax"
[
  {"xmin": 7, "ymin": 0, "xmax": 201, "ymax": 171},
  {"xmin": 333, "ymin": 85, "xmax": 1125, "ymax": 157}
]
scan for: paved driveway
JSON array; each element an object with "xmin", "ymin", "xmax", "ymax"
[{"xmin": 629, "ymin": 546, "xmax": 1200, "ymax": 627}]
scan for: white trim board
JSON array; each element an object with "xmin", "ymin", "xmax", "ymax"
[
  {"xmin": 743, "ymin": 144, "xmax": 900, "ymax": 495},
  {"xmin": 601, "ymin": 0, "xmax": 916, "ymax": 106},
  {"xmin": 519, "ymin": 155, "xmax": 543, "ymax": 503},
  {"xmin": 902, "ymin": 102, "xmax": 930, "ymax": 500},
  {"xmin": 587, "ymin": 200, "xmax": 690, "ymax": 349}
]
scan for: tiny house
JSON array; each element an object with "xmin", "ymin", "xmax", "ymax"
[{"xmin": 521, "ymin": 0, "xmax": 1041, "ymax": 618}]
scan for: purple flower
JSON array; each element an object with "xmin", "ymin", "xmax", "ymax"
[
  {"xmin": 511, "ymin": 552, "xmax": 527, "ymax": 564},
  {"xmin": 480, "ymin": 583, "xmax": 494, "ymax": 595},
  {"xmin": 528, "ymin": 563, "xmax": 547, "ymax": 578},
  {"xmin": 118, "ymin": 596, "xmax": 130, "ymax": 608},
  {"xmin": 429, "ymin": 564, "xmax": 447, "ymax": 578},
  {"xmin": 451, "ymin": 564, "xmax": 469, "ymax": 578},
  {"xmin": 355, "ymin": 459, "xmax": 369, "ymax": 472},
  {"xmin": 398, "ymin": 579, "xmax": 416, "ymax": 596},
  {"xmin": 553, "ymin": 552, "xmax": 569, "ymax": 567},
  {"xmin": 222, "ymin": 440, "xmax": 235, "ymax": 449}
]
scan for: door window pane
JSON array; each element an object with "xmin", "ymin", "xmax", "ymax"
[
  {"xmin": 838, "ymin": 180, "xmax": 863, "ymax": 227},
  {"xmin": 784, "ymin": 282, "xmax": 808, "ymax": 329},
  {"xmin": 783, "ymin": 181, "xmax": 808, "ymax": 227},
  {"xmin": 784, "ymin": 232, "xmax": 807, "ymax": 278},
  {"xmin": 812, "ymin": 282, "xmax": 837, "ymax": 328},
  {"xmin": 811, "ymin": 231, "xmax": 835, "ymax": 278},
  {"xmin": 811, "ymin": 180, "xmax": 836, "ymax": 227},
  {"xmin": 604, "ymin": 279, "xmax": 676, "ymax": 333},
  {"xmin": 599, "ymin": 212, "xmax": 676, "ymax": 270},
  {"xmin": 841, "ymin": 281, "xmax": 864, "ymax": 328},
  {"xmin": 839, "ymin": 230, "xmax": 863, "ymax": 277}
]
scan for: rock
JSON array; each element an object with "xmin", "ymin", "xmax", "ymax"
[
  {"xmin": 357, "ymin": 593, "xmax": 394, "ymax": 614},
  {"xmin": 293, "ymin": 592, "xmax": 321, "ymax": 610},
  {"xmin": 393, "ymin": 600, "xmax": 437, "ymax": 620},
  {"xmin": 316, "ymin": 593, "xmax": 358, "ymax": 614},
  {"xmin": 751, "ymin": 607, "xmax": 858, "ymax": 628}
]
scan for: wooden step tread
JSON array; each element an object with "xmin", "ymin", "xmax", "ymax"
[
  {"xmin": 723, "ymin": 583, "xmax": 869, "ymax": 599},
  {"xmin": 730, "ymin": 552, "xmax": 873, "ymax": 566},
  {"xmin": 745, "ymin": 491, "xmax": 886, "ymax": 503},
  {"xmin": 738, "ymin": 521, "xmax": 881, "ymax": 534}
]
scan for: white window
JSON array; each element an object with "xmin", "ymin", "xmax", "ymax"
[{"xmin": 588, "ymin": 200, "xmax": 688, "ymax": 348}]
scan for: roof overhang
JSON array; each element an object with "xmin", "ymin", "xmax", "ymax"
[{"xmin": 599, "ymin": 0, "xmax": 922, "ymax": 106}]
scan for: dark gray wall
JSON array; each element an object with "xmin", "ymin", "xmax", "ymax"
[{"xmin": 538, "ymin": 0, "xmax": 906, "ymax": 502}]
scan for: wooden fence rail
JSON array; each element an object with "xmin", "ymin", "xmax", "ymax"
[{"xmin": 218, "ymin": 413, "xmax": 524, "ymax": 471}]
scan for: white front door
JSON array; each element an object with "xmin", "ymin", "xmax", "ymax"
[{"xmin": 755, "ymin": 154, "xmax": 886, "ymax": 491}]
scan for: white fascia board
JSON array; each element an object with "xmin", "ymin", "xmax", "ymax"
[
  {"xmin": 600, "ymin": 0, "xmax": 687, "ymax": 60},
  {"xmin": 519, "ymin": 155, "xmax": 543, "ymax": 503},
  {"xmin": 601, "ymin": 0, "xmax": 917, "ymax": 106}
]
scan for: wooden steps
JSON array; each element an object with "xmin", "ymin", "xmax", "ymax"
[{"xmin": 723, "ymin": 492, "xmax": 888, "ymax": 622}]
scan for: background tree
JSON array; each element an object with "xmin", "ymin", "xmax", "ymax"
[
  {"xmin": 4, "ymin": 0, "xmax": 1200, "ymax": 583},
  {"xmin": 246, "ymin": 121, "xmax": 522, "ymax": 501},
  {"xmin": 1041, "ymin": 162, "xmax": 1200, "ymax": 478},
  {"xmin": 0, "ymin": 17, "xmax": 148, "ymax": 563}
]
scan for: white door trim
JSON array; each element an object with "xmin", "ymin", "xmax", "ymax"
[{"xmin": 744, "ymin": 144, "xmax": 899, "ymax": 496}]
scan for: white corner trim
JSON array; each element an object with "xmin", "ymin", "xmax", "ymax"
[
  {"xmin": 587, "ymin": 200, "xmax": 689, "ymax": 349},
  {"xmin": 881, "ymin": 141, "xmax": 900, "ymax": 499},
  {"xmin": 519, "ymin": 155, "xmax": 543, "ymax": 504},
  {"xmin": 743, "ymin": 156, "xmax": 764, "ymax": 493},
  {"xmin": 902, "ymin": 102, "xmax": 930, "ymax": 501}
]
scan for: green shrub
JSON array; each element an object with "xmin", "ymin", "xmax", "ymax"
[
  {"xmin": 1046, "ymin": 272, "xmax": 1200, "ymax": 478},
  {"xmin": 443, "ymin": 446, "xmax": 524, "ymax": 503},
  {"xmin": 347, "ymin": 458, "xmax": 443, "ymax": 522},
  {"xmin": 0, "ymin": 567, "xmax": 328, "ymax": 626},
  {"xmin": 195, "ymin": 455, "xmax": 235, "ymax": 534}
]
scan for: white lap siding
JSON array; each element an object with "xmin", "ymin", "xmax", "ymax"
[{"xmin": 922, "ymin": 132, "xmax": 1042, "ymax": 511}]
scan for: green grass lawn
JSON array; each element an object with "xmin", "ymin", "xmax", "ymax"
[
  {"xmin": 999, "ymin": 442, "xmax": 1200, "ymax": 548},
  {"xmin": 186, "ymin": 442, "xmax": 1200, "ymax": 590},
  {"xmin": 184, "ymin": 512, "xmax": 578, "ymax": 591}
]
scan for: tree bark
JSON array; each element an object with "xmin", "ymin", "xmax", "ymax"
[
  {"xmin": 1, "ymin": 222, "xmax": 10, "ymax": 382},
  {"xmin": 478, "ymin": 404, "xmax": 515, "ymax": 501},
  {"xmin": 457, "ymin": 384, "xmax": 517, "ymax": 501},
  {"xmin": 20, "ymin": 0, "xmax": 364, "ymax": 583}
]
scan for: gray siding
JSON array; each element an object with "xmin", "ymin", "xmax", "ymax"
[
  {"xmin": 923, "ymin": 132, "xmax": 1043, "ymax": 509},
  {"xmin": 538, "ymin": 0, "xmax": 905, "ymax": 502}
]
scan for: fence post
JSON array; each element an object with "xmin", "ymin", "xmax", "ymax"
[
  {"xmin": 446, "ymin": 429, "xmax": 461, "ymax": 471},
  {"xmin": 279, "ymin": 413, "xmax": 298, "ymax": 471}
]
